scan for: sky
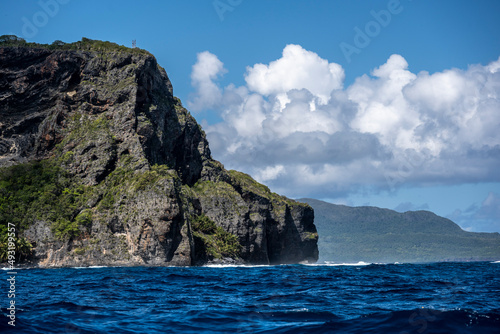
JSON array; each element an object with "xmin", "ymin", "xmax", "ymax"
[{"xmin": 1, "ymin": 0, "xmax": 500, "ymax": 232}]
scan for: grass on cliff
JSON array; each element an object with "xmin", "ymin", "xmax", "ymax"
[
  {"xmin": 0, "ymin": 35, "xmax": 151, "ymax": 55},
  {"xmin": 0, "ymin": 160, "xmax": 93, "ymax": 240},
  {"xmin": 96, "ymin": 163, "xmax": 178, "ymax": 211},
  {"xmin": 191, "ymin": 214, "xmax": 241, "ymax": 260},
  {"xmin": 228, "ymin": 170, "xmax": 309, "ymax": 209}
]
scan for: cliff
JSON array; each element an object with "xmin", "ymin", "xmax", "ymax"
[
  {"xmin": 303, "ymin": 198, "xmax": 500, "ymax": 263},
  {"xmin": 0, "ymin": 36, "xmax": 318, "ymax": 267}
]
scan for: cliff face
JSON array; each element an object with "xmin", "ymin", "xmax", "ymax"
[{"xmin": 0, "ymin": 38, "xmax": 318, "ymax": 267}]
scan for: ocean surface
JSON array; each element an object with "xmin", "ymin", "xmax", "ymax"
[{"xmin": 2, "ymin": 261, "xmax": 500, "ymax": 333}]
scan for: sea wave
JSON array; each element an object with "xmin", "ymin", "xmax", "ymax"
[
  {"xmin": 72, "ymin": 266, "xmax": 110, "ymax": 269},
  {"xmin": 289, "ymin": 308, "xmax": 500, "ymax": 334},
  {"xmin": 2, "ymin": 261, "xmax": 498, "ymax": 333},
  {"xmin": 3, "ymin": 307, "xmax": 498, "ymax": 334},
  {"xmin": 1, "ymin": 267, "xmax": 27, "ymax": 270},
  {"xmin": 202, "ymin": 264, "xmax": 275, "ymax": 268},
  {"xmin": 308, "ymin": 261, "xmax": 373, "ymax": 266}
]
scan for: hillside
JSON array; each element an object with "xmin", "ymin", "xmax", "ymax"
[
  {"xmin": 0, "ymin": 36, "xmax": 318, "ymax": 267},
  {"xmin": 302, "ymin": 198, "xmax": 500, "ymax": 263}
]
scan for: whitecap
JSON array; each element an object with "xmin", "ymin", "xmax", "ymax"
[
  {"xmin": 202, "ymin": 264, "xmax": 272, "ymax": 268},
  {"xmin": 305, "ymin": 261, "xmax": 372, "ymax": 266}
]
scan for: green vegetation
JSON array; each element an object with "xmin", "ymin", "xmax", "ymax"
[
  {"xmin": 190, "ymin": 179, "xmax": 249, "ymax": 219},
  {"xmin": 192, "ymin": 179, "xmax": 241, "ymax": 202},
  {"xmin": 191, "ymin": 214, "xmax": 218, "ymax": 234},
  {"xmin": 58, "ymin": 113, "xmax": 114, "ymax": 149},
  {"xmin": 75, "ymin": 209, "xmax": 93, "ymax": 229},
  {"xmin": 304, "ymin": 232, "xmax": 319, "ymax": 241},
  {"xmin": 0, "ymin": 225, "xmax": 33, "ymax": 262},
  {"xmin": 96, "ymin": 164, "xmax": 176, "ymax": 211},
  {"xmin": 73, "ymin": 247, "xmax": 88, "ymax": 256},
  {"xmin": 0, "ymin": 160, "xmax": 94, "ymax": 241},
  {"xmin": 52, "ymin": 218, "xmax": 81, "ymax": 240},
  {"xmin": 228, "ymin": 170, "xmax": 309, "ymax": 213},
  {"xmin": 134, "ymin": 164, "xmax": 177, "ymax": 191},
  {"xmin": 228, "ymin": 170, "xmax": 272, "ymax": 198},
  {"xmin": 0, "ymin": 150, "xmax": 179, "ymax": 244},
  {"xmin": 303, "ymin": 198, "xmax": 500, "ymax": 263},
  {"xmin": 0, "ymin": 35, "xmax": 151, "ymax": 55},
  {"xmin": 191, "ymin": 214, "xmax": 241, "ymax": 260}
]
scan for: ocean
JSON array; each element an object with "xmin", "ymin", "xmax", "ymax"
[{"xmin": 2, "ymin": 262, "xmax": 499, "ymax": 333}]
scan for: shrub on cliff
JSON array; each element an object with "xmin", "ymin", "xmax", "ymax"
[{"xmin": 191, "ymin": 214, "xmax": 241, "ymax": 260}]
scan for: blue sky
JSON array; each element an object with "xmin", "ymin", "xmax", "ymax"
[{"xmin": 1, "ymin": 0, "xmax": 500, "ymax": 232}]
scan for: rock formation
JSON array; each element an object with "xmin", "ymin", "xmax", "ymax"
[{"xmin": 0, "ymin": 37, "xmax": 318, "ymax": 267}]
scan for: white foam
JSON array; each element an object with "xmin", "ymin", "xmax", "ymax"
[
  {"xmin": 305, "ymin": 261, "xmax": 372, "ymax": 266},
  {"xmin": 202, "ymin": 264, "xmax": 273, "ymax": 268}
]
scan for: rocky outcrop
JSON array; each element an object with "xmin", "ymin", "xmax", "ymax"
[{"xmin": 0, "ymin": 37, "xmax": 318, "ymax": 267}]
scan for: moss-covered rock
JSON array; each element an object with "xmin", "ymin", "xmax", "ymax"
[{"xmin": 191, "ymin": 214, "xmax": 241, "ymax": 263}]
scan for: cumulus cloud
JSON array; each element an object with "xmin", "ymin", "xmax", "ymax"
[
  {"xmin": 245, "ymin": 44, "xmax": 344, "ymax": 105},
  {"xmin": 187, "ymin": 51, "xmax": 226, "ymax": 111},
  {"xmin": 188, "ymin": 47, "xmax": 500, "ymax": 199}
]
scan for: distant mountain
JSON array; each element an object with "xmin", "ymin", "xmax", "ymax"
[{"xmin": 301, "ymin": 198, "xmax": 500, "ymax": 263}]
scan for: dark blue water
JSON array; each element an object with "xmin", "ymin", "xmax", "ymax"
[{"xmin": 2, "ymin": 262, "xmax": 500, "ymax": 333}]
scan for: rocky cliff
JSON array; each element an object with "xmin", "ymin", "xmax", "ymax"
[{"xmin": 0, "ymin": 37, "xmax": 318, "ymax": 267}]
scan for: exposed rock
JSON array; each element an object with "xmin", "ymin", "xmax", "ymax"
[{"xmin": 0, "ymin": 37, "xmax": 318, "ymax": 267}]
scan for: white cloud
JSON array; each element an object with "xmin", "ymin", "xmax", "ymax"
[
  {"xmin": 348, "ymin": 54, "xmax": 419, "ymax": 150},
  {"xmin": 404, "ymin": 70, "xmax": 466, "ymax": 112},
  {"xmin": 255, "ymin": 165, "xmax": 285, "ymax": 183},
  {"xmin": 487, "ymin": 56, "xmax": 500, "ymax": 73},
  {"xmin": 244, "ymin": 44, "xmax": 344, "ymax": 105},
  {"xmin": 188, "ymin": 51, "xmax": 226, "ymax": 111},
  {"xmin": 188, "ymin": 46, "xmax": 500, "ymax": 202}
]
